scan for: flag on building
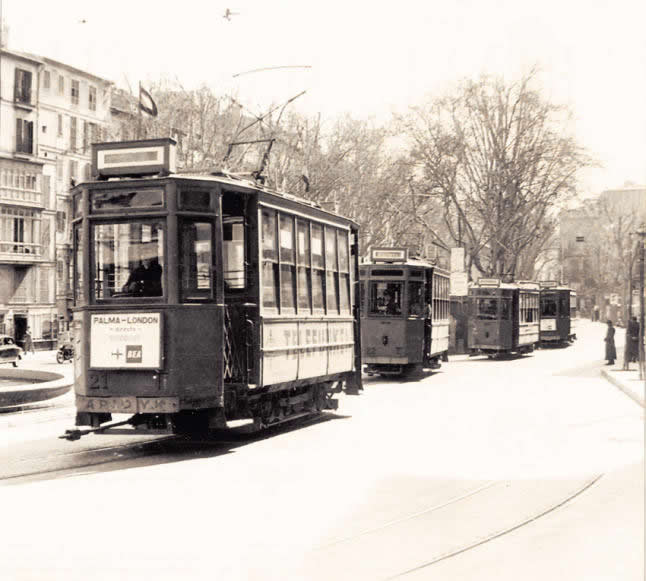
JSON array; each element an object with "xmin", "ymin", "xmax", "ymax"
[{"xmin": 139, "ymin": 84, "xmax": 158, "ymax": 117}]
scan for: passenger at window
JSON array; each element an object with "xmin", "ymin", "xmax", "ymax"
[
  {"xmin": 123, "ymin": 257, "xmax": 163, "ymax": 296},
  {"xmin": 386, "ymin": 293, "xmax": 400, "ymax": 315}
]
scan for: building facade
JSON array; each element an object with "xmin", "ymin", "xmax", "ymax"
[{"xmin": 0, "ymin": 47, "xmax": 110, "ymax": 348}]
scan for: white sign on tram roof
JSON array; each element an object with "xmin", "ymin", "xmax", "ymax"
[{"xmin": 370, "ymin": 247, "xmax": 408, "ymax": 263}]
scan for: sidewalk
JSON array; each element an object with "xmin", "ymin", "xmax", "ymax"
[
  {"xmin": 597, "ymin": 325, "xmax": 645, "ymax": 407},
  {"xmin": 601, "ymin": 364, "xmax": 645, "ymax": 407}
]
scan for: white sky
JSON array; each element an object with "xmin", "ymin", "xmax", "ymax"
[{"xmin": 4, "ymin": 0, "xmax": 645, "ymax": 193}]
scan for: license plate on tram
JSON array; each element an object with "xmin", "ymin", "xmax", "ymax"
[{"xmin": 77, "ymin": 396, "xmax": 179, "ymax": 413}]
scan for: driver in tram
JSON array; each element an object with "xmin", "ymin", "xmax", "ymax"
[{"xmin": 123, "ymin": 257, "xmax": 163, "ymax": 296}]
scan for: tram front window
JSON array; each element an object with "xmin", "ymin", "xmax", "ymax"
[
  {"xmin": 93, "ymin": 221, "xmax": 165, "ymax": 299},
  {"xmin": 408, "ymin": 281, "xmax": 425, "ymax": 316},
  {"xmin": 476, "ymin": 297, "xmax": 498, "ymax": 319},
  {"xmin": 541, "ymin": 297, "xmax": 557, "ymax": 317},
  {"xmin": 369, "ymin": 282, "xmax": 402, "ymax": 316}
]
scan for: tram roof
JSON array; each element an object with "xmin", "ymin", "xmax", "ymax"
[{"xmin": 75, "ymin": 172, "xmax": 359, "ymax": 228}]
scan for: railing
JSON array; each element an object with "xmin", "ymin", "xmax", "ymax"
[
  {"xmin": 0, "ymin": 242, "xmax": 42, "ymax": 256},
  {"xmin": 0, "ymin": 186, "xmax": 42, "ymax": 205}
]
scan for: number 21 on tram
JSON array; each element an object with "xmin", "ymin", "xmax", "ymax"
[
  {"xmin": 359, "ymin": 247, "xmax": 450, "ymax": 377},
  {"xmin": 64, "ymin": 138, "xmax": 362, "ymax": 439}
]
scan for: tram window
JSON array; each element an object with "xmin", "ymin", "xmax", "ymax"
[
  {"xmin": 312, "ymin": 269, "xmax": 325, "ymax": 311},
  {"xmin": 297, "ymin": 267, "xmax": 311, "ymax": 312},
  {"xmin": 327, "ymin": 271, "xmax": 339, "ymax": 313},
  {"xmin": 262, "ymin": 262, "xmax": 278, "ymax": 308},
  {"xmin": 261, "ymin": 210, "xmax": 277, "ymax": 261},
  {"xmin": 541, "ymin": 297, "xmax": 557, "ymax": 317},
  {"xmin": 338, "ymin": 230, "xmax": 350, "ymax": 315},
  {"xmin": 476, "ymin": 298, "xmax": 498, "ymax": 319},
  {"xmin": 369, "ymin": 282, "xmax": 402, "ymax": 316},
  {"xmin": 500, "ymin": 298, "xmax": 511, "ymax": 319},
  {"xmin": 297, "ymin": 221, "xmax": 311, "ymax": 266},
  {"xmin": 311, "ymin": 224, "xmax": 324, "ymax": 312},
  {"xmin": 408, "ymin": 281, "xmax": 425, "ymax": 316},
  {"xmin": 91, "ymin": 188, "xmax": 163, "ymax": 211},
  {"xmin": 261, "ymin": 210, "xmax": 278, "ymax": 310},
  {"xmin": 73, "ymin": 226, "xmax": 84, "ymax": 305},
  {"xmin": 559, "ymin": 296, "xmax": 568, "ymax": 317},
  {"xmin": 179, "ymin": 190, "xmax": 211, "ymax": 211},
  {"xmin": 223, "ymin": 218, "xmax": 245, "ymax": 289},
  {"xmin": 296, "ymin": 220, "xmax": 311, "ymax": 313},
  {"xmin": 93, "ymin": 221, "xmax": 164, "ymax": 299},
  {"xmin": 279, "ymin": 216, "xmax": 296, "ymax": 313},
  {"xmin": 179, "ymin": 220, "xmax": 213, "ymax": 300},
  {"xmin": 338, "ymin": 230, "xmax": 349, "ymax": 272},
  {"xmin": 325, "ymin": 227, "xmax": 339, "ymax": 314}
]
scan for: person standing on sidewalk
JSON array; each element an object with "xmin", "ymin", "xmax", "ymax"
[
  {"xmin": 23, "ymin": 327, "xmax": 35, "ymax": 355},
  {"xmin": 604, "ymin": 320, "xmax": 616, "ymax": 365}
]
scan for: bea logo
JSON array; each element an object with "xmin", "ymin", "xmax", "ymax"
[{"xmin": 126, "ymin": 345, "xmax": 143, "ymax": 363}]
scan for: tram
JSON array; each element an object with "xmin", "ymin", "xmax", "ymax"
[
  {"xmin": 359, "ymin": 247, "xmax": 450, "ymax": 376},
  {"xmin": 539, "ymin": 282, "xmax": 577, "ymax": 346},
  {"xmin": 64, "ymin": 138, "xmax": 362, "ymax": 439},
  {"xmin": 468, "ymin": 279, "xmax": 540, "ymax": 357}
]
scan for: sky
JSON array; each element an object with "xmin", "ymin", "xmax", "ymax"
[{"xmin": 3, "ymin": 0, "xmax": 645, "ymax": 194}]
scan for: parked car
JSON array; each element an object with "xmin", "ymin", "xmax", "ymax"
[{"xmin": 0, "ymin": 335, "xmax": 23, "ymax": 367}]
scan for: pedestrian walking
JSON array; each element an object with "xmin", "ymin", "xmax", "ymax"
[
  {"xmin": 593, "ymin": 304, "xmax": 600, "ymax": 322},
  {"xmin": 23, "ymin": 327, "xmax": 35, "ymax": 355},
  {"xmin": 604, "ymin": 320, "xmax": 616, "ymax": 365},
  {"xmin": 628, "ymin": 316, "xmax": 640, "ymax": 363}
]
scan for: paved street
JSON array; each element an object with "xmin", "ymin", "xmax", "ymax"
[{"xmin": 0, "ymin": 320, "xmax": 643, "ymax": 580}]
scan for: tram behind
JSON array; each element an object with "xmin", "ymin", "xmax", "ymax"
[
  {"xmin": 539, "ymin": 282, "xmax": 578, "ymax": 346},
  {"xmin": 360, "ymin": 248, "xmax": 450, "ymax": 376},
  {"xmin": 468, "ymin": 279, "xmax": 540, "ymax": 357},
  {"xmin": 65, "ymin": 138, "xmax": 361, "ymax": 438}
]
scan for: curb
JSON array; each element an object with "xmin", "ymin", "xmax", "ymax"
[
  {"xmin": 0, "ymin": 368, "xmax": 73, "ymax": 408},
  {"xmin": 600, "ymin": 369, "xmax": 645, "ymax": 408}
]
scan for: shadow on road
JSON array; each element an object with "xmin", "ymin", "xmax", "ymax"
[{"xmin": 2, "ymin": 413, "xmax": 350, "ymax": 486}]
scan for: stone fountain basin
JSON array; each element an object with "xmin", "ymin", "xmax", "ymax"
[{"xmin": 0, "ymin": 369, "xmax": 73, "ymax": 408}]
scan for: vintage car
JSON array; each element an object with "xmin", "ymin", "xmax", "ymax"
[{"xmin": 0, "ymin": 335, "xmax": 23, "ymax": 367}]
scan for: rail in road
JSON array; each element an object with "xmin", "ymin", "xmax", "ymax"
[{"xmin": 302, "ymin": 474, "xmax": 604, "ymax": 580}]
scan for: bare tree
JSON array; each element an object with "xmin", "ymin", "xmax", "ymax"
[{"xmin": 399, "ymin": 70, "xmax": 591, "ymax": 279}]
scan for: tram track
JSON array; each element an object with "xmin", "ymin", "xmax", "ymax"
[
  {"xmin": 386, "ymin": 473, "xmax": 604, "ymax": 579},
  {"xmin": 309, "ymin": 473, "xmax": 604, "ymax": 580}
]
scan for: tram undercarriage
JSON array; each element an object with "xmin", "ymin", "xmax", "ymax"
[{"xmin": 63, "ymin": 380, "xmax": 347, "ymax": 440}]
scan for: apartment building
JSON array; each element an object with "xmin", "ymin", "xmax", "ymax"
[{"xmin": 0, "ymin": 47, "xmax": 111, "ymax": 348}]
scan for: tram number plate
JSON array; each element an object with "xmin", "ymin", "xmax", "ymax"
[
  {"xmin": 78, "ymin": 396, "xmax": 137, "ymax": 413},
  {"xmin": 77, "ymin": 396, "xmax": 179, "ymax": 413}
]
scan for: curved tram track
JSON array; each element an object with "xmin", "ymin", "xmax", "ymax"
[{"xmin": 308, "ymin": 473, "xmax": 604, "ymax": 580}]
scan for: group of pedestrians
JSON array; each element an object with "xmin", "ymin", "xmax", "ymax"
[{"xmin": 604, "ymin": 316, "xmax": 640, "ymax": 367}]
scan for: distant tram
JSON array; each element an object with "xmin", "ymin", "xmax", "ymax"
[
  {"xmin": 64, "ymin": 138, "xmax": 362, "ymax": 439},
  {"xmin": 360, "ymin": 247, "xmax": 450, "ymax": 376},
  {"xmin": 468, "ymin": 279, "xmax": 540, "ymax": 357},
  {"xmin": 539, "ymin": 282, "xmax": 577, "ymax": 346}
]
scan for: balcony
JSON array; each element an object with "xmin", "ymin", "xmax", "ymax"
[
  {"xmin": 0, "ymin": 185, "xmax": 42, "ymax": 208},
  {"xmin": 0, "ymin": 242, "xmax": 42, "ymax": 264}
]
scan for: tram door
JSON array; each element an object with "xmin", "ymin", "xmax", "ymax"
[
  {"xmin": 424, "ymin": 268, "xmax": 433, "ymax": 362},
  {"xmin": 221, "ymin": 191, "xmax": 253, "ymax": 385}
]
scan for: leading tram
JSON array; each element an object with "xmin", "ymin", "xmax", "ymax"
[
  {"xmin": 360, "ymin": 247, "xmax": 450, "ymax": 376},
  {"xmin": 64, "ymin": 138, "xmax": 362, "ymax": 439},
  {"xmin": 539, "ymin": 282, "xmax": 578, "ymax": 346},
  {"xmin": 468, "ymin": 279, "xmax": 540, "ymax": 357}
]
